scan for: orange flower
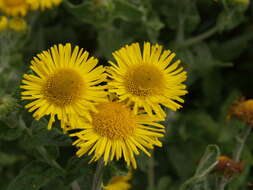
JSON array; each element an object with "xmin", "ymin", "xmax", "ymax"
[
  {"xmin": 214, "ymin": 156, "xmax": 243, "ymax": 177},
  {"xmin": 229, "ymin": 98, "xmax": 253, "ymax": 126}
]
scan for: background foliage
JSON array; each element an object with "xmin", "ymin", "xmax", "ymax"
[{"xmin": 0, "ymin": 0, "xmax": 253, "ymax": 189}]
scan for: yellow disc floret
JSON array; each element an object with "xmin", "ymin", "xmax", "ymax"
[
  {"xmin": 43, "ymin": 69, "xmax": 85, "ymax": 107},
  {"xmin": 71, "ymin": 100, "xmax": 165, "ymax": 168},
  {"xmin": 92, "ymin": 102, "xmax": 135, "ymax": 139},
  {"xmin": 125, "ymin": 64, "xmax": 165, "ymax": 97}
]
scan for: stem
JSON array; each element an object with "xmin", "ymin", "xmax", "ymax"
[
  {"xmin": 217, "ymin": 125, "xmax": 252, "ymax": 190},
  {"xmin": 92, "ymin": 159, "xmax": 105, "ymax": 190},
  {"xmin": 217, "ymin": 177, "xmax": 228, "ymax": 190},
  {"xmin": 71, "ymin": 180, "xmax": 81, "ymax": 190},
  {"xmin": 148, "ymin": 152, "xmax": 155, "ymax": 190},
  {"xmin": 37, "ymin": 146, "xmax": 65, "ymax": 173},
  {"xmin": 176, "ymin": 14, "xmax": 185, "ymax": 44},
  {"xmin": 177, "ymin": 26, "xmax": 219, "ymax": 48},
  {"xmin": 233, "ymin": 125, "xmax": 252, "ymax": 162}
]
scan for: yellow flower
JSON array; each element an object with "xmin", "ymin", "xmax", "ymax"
[
  {"xmin": 229, "ymin": 98, "xmax": 253, "ymax": 126},
  {"xmin": 0, "ymin": 16, "xmax": 8, "ymax": 32},
  {"xmin": 21, "ymin": 43, "xmax": 107, "ymax": 131},
  {"xmin": 9, "ymin": 17, "xmax": 27, "ymax": 31},
  {"xmin": 0, "ymin": 0, "xmax": 30, "ymax": 16},
  {"xmin": 27, "ymin": 0, "xmax": 61, "ymax": 10},
  {"xmin": 102, "ymin": 172, "xmax": 132, "ymax": 190},
  {"xmin": 107, "ymin": 42, "xmax": 187, "ymax": 119},
  {"xmin": 71, "ymin": 101, "xmax": 164, "ymax": 169}
]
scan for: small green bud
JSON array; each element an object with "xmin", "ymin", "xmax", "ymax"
[{"xmin": 0, "ymin": 95, "xmax": 16, "ymax": 116}]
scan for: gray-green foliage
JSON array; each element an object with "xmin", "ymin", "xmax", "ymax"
[{"xmin": 0, "ymin": 0, "xmax": 252, "ymax": 189}]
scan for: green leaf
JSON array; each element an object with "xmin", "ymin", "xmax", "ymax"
[
  {"xmin": 157, "ymin": 176, "xmax": 171, "ymax": 190},
  {"xmin": 22, "ymin": 120, "xmax": 71, "ymax": 147},
  {"xmin": 7, "ymin": 161, "xmax": 63, "ymax": 190},
  {"xmin": 162, "ymin": 0, "xmax": 200, "ymax": 33},
  {"xmin": 217, "ymin": 0, "xmax": 247, "ymax": 32},
  {"xmin": 64, "ymin": 0, "xmax": 112, "ymax": 27},
  {"xmin": 97, "ymin": 27, "xmax": 130, "ymax": 58},
  {"xmin": 0, "ymin": 152, "xmax": 24, "ymax": 166},
  {"xmin": 145, "ymin": 15, "xmax": 164, "ymax": 42},
  {"xmin": 167, "ymin": 144, "xmax": 198, "ymax": 179},
  {"xmin": 217, "ymin": 11, "xmax": 245, "ymax": 32},
  {"xmin": 42, "ymin": 179, "xmax": 71, "ymax": 190},
  {"xmin": 64, "ymin": 156, "xmax": 95, "ymax": 189},
  {"xmin": 112, "ymin": 0, "xmax": 143, "ymax": 22},
  {"xmin": 65, "ymin": 0, "xmax": 143, "ymax": 28},
  {"xmin": 0, "ymin": 120, "xmax": 24, "ymax": 141},
  {"xmin": 210, "ymin": 33, "xmax": 253, "ymax": 61},
  {"xmin": 103, "ymin": 161, "xmax": 129, "ymax": 184}
]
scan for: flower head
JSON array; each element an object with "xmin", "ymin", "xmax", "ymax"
[
  {"xmin": 229, "ymin": 98, "xmax": 253, "ymax": 126},
  {"xmin": 21, "ymin": 43, "xmax": 107, "ymax": 131},
  {"xmin": 102, "ymin": 172, "xmax": 132, "ymax": 190},
  {"xmin": 0, "ymin": 0, "xmax": 30, "ymax": 16},
  {"xmin": 27, "ymin": 0, "xmax": 61, "ymax": 10},
  {"xmin": 214, "ymin": 156, "xmax": 243, "ymax": 178},
  {"xmin": 71, "ymin": 100, "xmax": 164, "ymax": 169},
  {"xmin": 9, "ymin": 17, "xmax": 27, "ymax": 31},
  {"xmin": 0, "ymin": 16, "xmax": 8, "ymax": 32},
  {"xmin": 107, "ymin": 42, "xmax": 187, "ymax": 119}
]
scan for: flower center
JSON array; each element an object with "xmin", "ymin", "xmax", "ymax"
[
  {"xmin": 43, "ymin": 68, "xmax": 85, "ymax": 107},
  {"xmin": 92, "ymin": 102, "xmax": 136, "ymax": 140},
  {"xmin": 3, "ymin": 0, "xmax": 25, "ymax": 6},
  {"xmin": 124, "ymin": 64, "xmax": 165, "ymax": 97}
]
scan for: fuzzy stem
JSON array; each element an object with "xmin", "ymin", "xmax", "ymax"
[
  {"xmin": 217, "ymin": 177, "xmax": 228, "ymax": 190},
  {"xmin": 233, "ymin": 125, "xmax": 252, "ymax": 162},
  {"xmin": 148, "ymin": 152, "xmax": 155, "ymax": 190},
  {"xmin": 176, "ymin": 14, "xmax": 185, "ymax": 44},
  {"xmin": 92, "ymin": 159, "xmax": 105, "ymax": 190},
  {"xmin": 71, "ymin": 180, "xmax": 81, "ymax": 190},
  {"xmin": 217, "ymin": 125, "xmax": 252, "ymax": 190},
  {"xmin": 177, "ymin": 26, "xmax": 219, "ymax": 48}
]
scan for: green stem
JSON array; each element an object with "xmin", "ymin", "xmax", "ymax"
[
  {"xmin": 36, "ymin": 146, "xmax": 65, "ymax": 173},
  {"xmin": 92, "ymin": 159, "xmax": 105, "ymax": 190},
  {"xmin": 217, "ymin": 125, "xmax": 252, "ymax": 190},
  {"xmin": 217, "ymin": 177, "xmax": 228, "ymax": 190},
  {"xmin": 177, "ymin": 26, "xmax": 219, "ymax": 48},
  {"xmin": 71, "ymin": 180, "xmax": 81, "ymax": 190},
  {"xmin": 233, "ymin": 125, "xmax": 252, "ymax": 162},
  {"xmin": 148, "ymin": 151, "xmax": 155, "ymax": 190},
  {"xmin": 176, "ymin": 14, "xmax": 185, "ymax": 44}
]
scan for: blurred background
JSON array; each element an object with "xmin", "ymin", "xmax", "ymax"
[{"xmin": 0, "ymin": 0, "xmax": 253, "ymax": 189}]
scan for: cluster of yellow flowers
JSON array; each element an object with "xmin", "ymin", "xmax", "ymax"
[
  {"xmin": 0, "ymin": 15, "xmax": 26, "ymax": 31},
  {"xmin": 21, "ymin": 42, "xmax": 188, "ymax": 169},
  {"xmin": 0, "ymin": 0, "xmax": 62, "ymax": 32}
]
